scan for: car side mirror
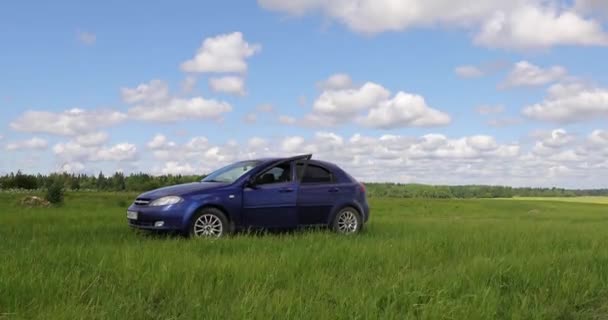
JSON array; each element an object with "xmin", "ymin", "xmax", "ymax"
[{"xmin": 245, "ymin": 177, "xmax": 258, "ymax": 189}]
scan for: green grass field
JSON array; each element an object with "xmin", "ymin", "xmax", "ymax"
[
  {"xmin": 509, "ymin": 196, "xmax": 608, "ymax": 205},
  {"xmin": 1, "ymin": 192, "xmax": 608, "ymax": 319}
]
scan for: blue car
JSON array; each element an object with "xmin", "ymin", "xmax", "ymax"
[{"xmin": 127, "ymin": 154, "xmax": 370, "ymax": 237}]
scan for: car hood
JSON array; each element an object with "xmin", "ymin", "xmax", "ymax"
[{"xmin": 138, "ymin": 182, "xmax": 229, "ymax": 199}]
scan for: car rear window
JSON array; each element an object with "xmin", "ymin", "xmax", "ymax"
[{"xmin": 297, "ymin": 163, "xmax": 333, "ymax": 183}]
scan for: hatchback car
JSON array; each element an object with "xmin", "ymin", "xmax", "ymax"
[{"xmin": 127, "ymin": 154, "xmax": 369, "ymax": 237}]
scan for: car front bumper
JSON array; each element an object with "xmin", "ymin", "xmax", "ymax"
[{"xmin": 126, "ymin": 203, "xmax": 189, "ymax": 231}]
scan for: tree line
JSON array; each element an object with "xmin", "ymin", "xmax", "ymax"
[
  {"xmin": 364, "ymin": 183, "xmax": 608, "ymax": 199},
  {"xmin": 1, "ymin": 171, "xmax": 607, "ymax": 198},
  {"xmin": 0, "ymin": 171, "xmax": 204, "ymax": 192}
]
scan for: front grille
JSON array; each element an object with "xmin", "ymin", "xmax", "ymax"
[
  {"xmin": 134, "ymin": 198, "xmax": 151, "ymax": 206},
  {"xmin": 129, "ymin": 220, "xmax": 155, "ymax": 227}
]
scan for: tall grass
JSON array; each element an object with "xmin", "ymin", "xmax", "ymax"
[{"xmin": 1, "ymin": 193, "xmax": 608, "ymax": 319}]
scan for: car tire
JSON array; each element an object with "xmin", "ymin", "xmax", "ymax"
[
  {"xmin": 188, "ymin": 207, "xmax": 233, "ymax": 238},
  {"xmin": 331, "ymin": 207, "xmax": 362, "ymax": 234}
]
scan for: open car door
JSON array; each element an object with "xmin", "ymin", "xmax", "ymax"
[{"xmin": 241, "ymin": 154, "xmax": 312, "ymax": 228}]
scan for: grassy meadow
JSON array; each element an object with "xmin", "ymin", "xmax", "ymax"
[{"xmin": 1, "ymin": 192, "xmax": 608, "ymax": 319}]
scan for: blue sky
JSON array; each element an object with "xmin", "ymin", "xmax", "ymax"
[{"xmin": 1, "ymin": 0, "xmax": 608, "ymax": 187}]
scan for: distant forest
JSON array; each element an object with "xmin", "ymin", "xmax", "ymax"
[{"xmin": 1, "ymin": 171, "xmax": 607, "ymax": 198}]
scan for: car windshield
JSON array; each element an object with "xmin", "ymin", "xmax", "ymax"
[{"xmin": 201, "ymin": 160, "xmax": 261, "ymax": 183}]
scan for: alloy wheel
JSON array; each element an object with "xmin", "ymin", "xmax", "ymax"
[
  {"xmin": 337, "ymin": 210, "xmax": 358, "ymax": 233},
  {"xmin": 193, "ymin": 214, "xmax": 223, "ymax": 237}
]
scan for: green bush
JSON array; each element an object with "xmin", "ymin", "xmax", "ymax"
[{"xmin": 45, "ymin": 182, "xmax": 65, "ymax": 205}]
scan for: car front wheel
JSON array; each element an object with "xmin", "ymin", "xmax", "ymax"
[
  {"xmin": 189, "ymin": 207, "xmax": 231, "ymax": 238},
  {"xmin": 331, "ymin": 207, "xmax": 362, "ymax": 234}
]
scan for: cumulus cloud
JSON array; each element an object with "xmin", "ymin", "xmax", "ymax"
[
  {"xmin": 576, "ymin": 0, "xmax": 608, "ymax": 16},
  {"xmin": 180, "ymin": 32, "xmax": 261, "ymax": 73},
  {"xmin": 122, "ymin": 79, "xmax": 232, "ymax": 122},
  {"xmin": 75, "ymin": 132, "xmax": 109, "ymax": 147},
  {"xmin": 523, "ymin": 82, "xmax": 608, "ymax": 122},
  {"xmin": 35, "ymin": 128, "xmax": 608, "ymax": 187},
  {"xmin": 316, "ymin": 73, "xmax": 354, "ymax": 90},
  {"xmin": 533, "ymin": 129, "xmax": 576, "ymax": 154},
  {"xmin": 259, "ymin": 0, "xmax": 608, "ymax": 49},
  {"xmin": 121, "ymin": 79, "xmax": 170, "ymax": 104},
  {"xmin": 300, "ymin": 78, "xmax": 450, "ymax": 128},
  {"xmin": 357, "ymin": 92, "xmax": 451, "ymax": 128},
  {"xmin": 5, "ymin": 137, "xmax": 48, "ymax": 151},
  {"xmin": 474, "ymin": 5, "xmax": 608, "ymax": 49},
  {"xmin": 10, "ymin": 109, "xmax": 127, "ymax": 136},
  {"xmin": 156, "ymin": 162, "xmax": 197, "ymax": 175},
  {"xmin": 94, "ymin": 143, "xmax": 138, "ymax": 161},
  {"xmin": 208, "ymin": 76, "xmax": 246, "ymax": 96},
  {"xmin": 502, "ymin": 61, "xmax": 567, "ymax": 88},
  {"xmin": 147, "ymin": 134, "xmax": 176, "ymax": 150},
  {"xmin": 53, "ymin": 141, "xmax": 138, "ymax": 163},
  {"xmin": 589, "ymin": 129, "xmax": 608, "ymax": 145}
]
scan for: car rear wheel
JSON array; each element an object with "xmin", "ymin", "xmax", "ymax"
[
  {"xmin": 331, "ymin": 207, "xmax": 362, "ymax": 234},
  {"xmin": 189, "ymin": 207, "xmax": 232, "ymax": 238}
]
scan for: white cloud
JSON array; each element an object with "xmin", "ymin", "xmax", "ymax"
[
  {"xmin": 180, "ymin": 32, "xmax": 261, "ymax": 73},
  {"xmin": 475, "ymin": 5, "xmax": 608, "ymax": 49},
  {"xmin": 576, "ymin": 0, "xmax": 608, "ymax": 16},
  {"xmin": 208, "ymin": 76, "xmax": 246, "ymax": 96},
  {"xmin": 10, "ymin": 108, "xmax": 127, "ymax": 136},
  {"xmin": 523, "ymin": 83, "xmax": 608, "ymax": 122},
  {"xmin": 589, "ymin": 129, "xmax": 608, "ymax": 145},
  {"xmin": 536, "ymin": 129, "xmax": 575, "ymax": 149},
  {"xmin": 358, "ymin": 92, "xmax": 451, "ymax": 128},
  {"xmin": 156, "ymin": 161, "xmax": 197, "ymax": 175},
  {"xmin": 147, "ymin": 134, "xmax": 176, "ymax": 150},
  {"xmin": 38, "ymin": 129, "xmax": 608, "ymax": 187},
  {"xmin": 122, "ymin": 80, "xmax": 232, "ymax": 122},
  {"xmin": 53, "ymin": 141, "xmax": 138, "ymax": 163},
  {"xmin": 94, "ymin": 143, "xmax": 138, "ymax": 162},
  {"xmin": 6, "ymin": 137, "xmax": 48, "ymax": 151},
  {"xmin": 76, "ymin": 30, "xmax": 96, "ymax": 45},
  {"xmin": 248, "ymin": 137, "xmax": 268, "ymax": 149},
  {"xmin": 259, "ymin": 1, "xmax": 608, "ymax": 50},
  {"xmin": 317, "ymin": 73, "xmax": 354, "ymax": 90},
  {"xmin": 313, "ymin": 82, "xmax": 390, "ymax": 118},
  {"xmin": 60, "ymin": 162, "xmax": 85, "ymax": 173},
  {"xmin": 466, "ymin": 135, "xmax": 498, "ymax": 151},
  {"xmin": 454, "ymin": 65, "xmax": 484, "ymax": 78},
  {"xmin": 304, "ymin": 80, "xmax": 450, "ymax": 128},
  {"xmin": 128, "ymin": 98, "xmax": 232, "ymax": 122},
  {"xmin": 75, "ymin": 132, "xmax": 109, "ymax": 147},
  {"xmin": 502, "ymin": 61, "xmax": 567, "ymax": 88},
  {"xmin": 281, "ymin": 136, "xmax": 305, "ymax": 153},
  {"xmin": 121, "ymin": 79, "xmax": 170, "ymax": 104}
]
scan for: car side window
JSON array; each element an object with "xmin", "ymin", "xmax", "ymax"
[
  {"xmin": 297, "ymin": 163, "xmax": 333, "ymax": 184},
  {"xmin": 254, "ymin": 163, "xmax": 292, "ymax": 185}
]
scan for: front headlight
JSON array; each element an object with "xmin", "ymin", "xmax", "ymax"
[{"xmin": 149, "ymin": 196, "xmax": 183, "ymax": 207}]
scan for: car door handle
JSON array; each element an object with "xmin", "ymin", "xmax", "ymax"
[
  {"xmin": 328, "ymin": 187, "xmax": 339, "ymax": 193},
  {"xmin": 279, "ymin": 187, "xmax": 294, "ymax": 193}
]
